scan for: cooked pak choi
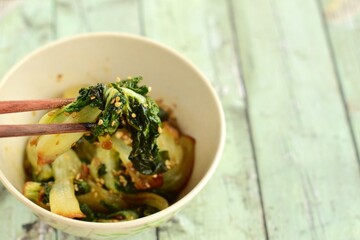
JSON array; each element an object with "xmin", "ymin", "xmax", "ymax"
[{"xmin": 23, "ymin": 77, "xmax": 195, "ymax": 222}]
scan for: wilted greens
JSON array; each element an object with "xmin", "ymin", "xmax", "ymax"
[
  {"xmin": 36, "ymin": 77, "xmax": 167, "ymax": 175},
  {"xmin": 23, "ymin": 77, "xmax": 195, "ymax": 222}
]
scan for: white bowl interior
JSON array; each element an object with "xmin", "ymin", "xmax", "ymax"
[{"xmin": 0, "ymin": 33, "xmax": 224, "ymax": 237}]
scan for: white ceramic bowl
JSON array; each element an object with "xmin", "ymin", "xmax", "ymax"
[{"xmin": 0, "ymin": 33, "xmax": 225, "ymax": 239}]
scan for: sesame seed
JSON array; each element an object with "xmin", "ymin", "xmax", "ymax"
[
  {"xmin": 115, "ymin": 131, "xmax": 123, "ymax": 139},
  {"xmin": 98, "ymin": 119, "xmax": 104, "ymax": 125},
  {"xmin": 119, "ymin": 175, "xmax": 128, "ymax": 186},
  {"xmin": 131, "ymin": 113, "xmax": 136, "ymax": 118},
  {"xmin": 111, "ymin": 120, "xmax": 116, "ymax": 127},
  {"xmin": 111, "ymin": 98, "xmax": 116, "ymax": 104},
  {"xmin": 148, "ymin": 86, "xmax": 152, "ymax": 92},
  {"xmin": 124, "ymin": 138, "xmax": 133, "ymax": 145},
  {"xmin": 47, "ymin": 111, "xmax": 55, "ymax": 116},
  {"xmin": 99, "ymin": 178, "xmax": 105, "ymax": 185},
  {"xmin": 116, "ymin": 77, "xmax": 121, "ymax": 82},
  {"xmin": 115, "ymin": 102, "xmax": 122, "ymax": 107},
  {"xmin": 90, "ymin": 96, "xmax": 96, "ymax": 100},
  {"xmin": 127, "ymin": 76, "xmax": 132, "ymax": 79},
  {"xmin": 165, "ymin": 160, "xmax": 172, "ymax": 169}
]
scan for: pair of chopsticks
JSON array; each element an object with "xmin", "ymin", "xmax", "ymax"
[{"xmin": 0, "ymin": 99, "xmax": 95, "ymax": 137}]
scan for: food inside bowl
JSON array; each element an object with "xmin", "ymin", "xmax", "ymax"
[{"xmin": 22, "ymin": 76, "xmax": 195, "ymax": 222}]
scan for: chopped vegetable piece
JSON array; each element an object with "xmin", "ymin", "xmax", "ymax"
[
  {"xmin": 49, "ymin": 149, "xmax": 85, "ymax": 218},
  {"xmin": 22, "ymin": 77, "xmax": 195, "ymax": 222}
]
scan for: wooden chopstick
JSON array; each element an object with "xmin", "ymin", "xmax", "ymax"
[
  {"xmin": 0, "ymin": 98, "xmax": 96, "ymax": 137},
  {"xmin": 0, "ymin": 98, "xmax": 75, "ymax": 114},
  {"xmin": 0, "ymin": 123, "xmax": 96, "ymax": 137}
]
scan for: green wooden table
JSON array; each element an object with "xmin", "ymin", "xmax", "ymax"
[{"xmin": 1, "ymin": 0, "xmax": 360, "ymax": 239}]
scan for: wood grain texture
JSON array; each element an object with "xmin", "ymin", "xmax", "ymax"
[
  {"xmin": 0, "ymin": 1, "xmax": 56, "ymax": 239},
  {"xmin": 1, "ymin": 0, "xmax": 360, "ymax": 239},
  {"xmin": 321, "ymin": 0, "xmax": 360, "ymax": 157},
  {"xmin": 143, "ymin": 0, "xmax": 267, "ymax": 239},
  {"xmin": 0, "ymin": 98, "xmax": 74, "ymax": 113},
  {"xmin": 55, "ymin": 0, "xmax": 141, "ymax": 38},
  {"xmin": 0, "ymin": 0, "xmax": 54, "ymax": 80},
  {"xmin": 232, "ymin": 0, "xmax": 360, "ymax": 239}
]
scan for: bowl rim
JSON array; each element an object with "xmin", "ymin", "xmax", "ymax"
[{"xmin": 0, "ymin": 32, "xmax": 226, "ymax": 229}]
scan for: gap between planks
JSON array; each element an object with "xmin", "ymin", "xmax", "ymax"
[{"xmin": 226, "ymin": 0, "xmax": 270, "ymax": 239}]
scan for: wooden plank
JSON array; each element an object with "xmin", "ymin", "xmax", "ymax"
[
  {"xmin": 0, "ymin": 184, "xmax": 41, "ymax": 239},
  {"xmin": 0, "ymin": 0, "xmax": 54, "ymax": 80},
  {"xmin": 321, "ymin": 0, "xmax": 360, "ymax": 157},
  {"xmin": 55, "ymin": 0, "xmax": 141, "ymax": 38},
  {"xmin": 232, "ymin": 0, "xmax": 360, "ymax": 239},
  {"xmin": 143, "ymin": 0, "xmax": 267, "ymax": 239},
  {"xmin": 0, "ymin": 1, "xmax": 57, "ymax": 239}
]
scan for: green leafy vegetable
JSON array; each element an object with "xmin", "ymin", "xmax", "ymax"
[
  {"xmin": 36, "ymin": 76, "xmax": 167, "ymax": 175},
  {"xmin": 23, "ymin": 181, "xmax": 52, "ymax": 208},
  {"xmin": 23, "ymin": 181, "xmax": 43, "ymax": 203},
  {"xmin": 36, "ymin": 105, "xmax": 101, "ymax": 163},
  {"xmin": 66, "ymin": 76, "xmax": 168, "ymax": 175},
  {"xmin": 89, "ymin": 145, "xmax": 120, "ymax": 192},
  {"xmin": 23, "ymin": 76, "xmax": 196, "ymax": 222},
  {"xmin": 74, "ymin": 179, "xmax": 91, "ymax": 195},
  {"xmin": 26, "ymin": 137, "xmax": 53, "ymax": 181},
  {"xmin": 49, "ymin": 149, "xmax": 85, "ymax": 218}
]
